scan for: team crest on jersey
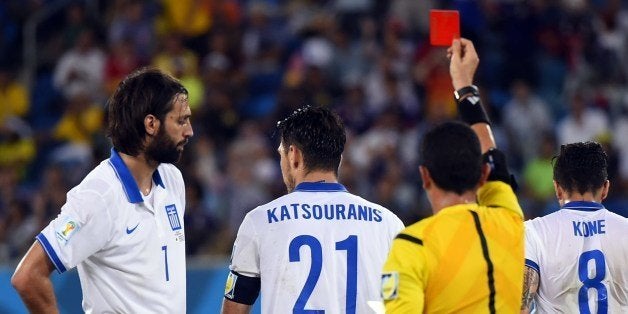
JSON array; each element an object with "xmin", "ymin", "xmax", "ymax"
[
  {"xmin": 225, "ymin": 272, "xmax": 238, "ymax": 299},
  {"xmin": 381, "ymin": 272, "xmax": 399, "ymax": 300},
  {"xmin": 55, "ymin": 217, "xmax": 80, "ymax": 245},
  {"xmin": 165, "ymin": 204, "xmax": 182, "ymax": 231}
]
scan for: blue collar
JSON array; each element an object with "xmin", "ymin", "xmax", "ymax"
[
  {"xmin": 108, "ymin": 148, "xmax": 165, "ymax": 203},
  {"xmin": 293, "ymin": 182, "xmax": 347, "ymax": 192},
  {"xmin": 562, "ymin": 201, "xmax": 605, "ymax": 212}
]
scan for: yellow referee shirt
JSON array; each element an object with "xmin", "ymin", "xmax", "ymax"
[{"xmin": 382, "ymin": 181, "xmax": 524, "ymax": 313}]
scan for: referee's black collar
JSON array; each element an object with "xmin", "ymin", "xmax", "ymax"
[{"xmin": 293, "ymin": 182, "xmax": 347, "ymax": 192}]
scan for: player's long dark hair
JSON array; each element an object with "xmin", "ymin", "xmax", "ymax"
[
  {"xmin": 105, "ymin": 68, "xmax": 187, "ymax": 156},
  {"xmin": 420, "ymin": 121, "xmax": 483, "ymax": 194},
  {"xmin": 553, "ymin": 142, "xmax": 608, "ymax": 195},
  {"xmin": 276, "ymin": 106, "xmax": 346, "ymax": 176}
]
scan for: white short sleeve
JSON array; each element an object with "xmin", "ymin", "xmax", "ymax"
[
  {"xmin": 38, "ymin": 188, "xmax": 113, "ymax": 273},
  {"xmin": 524, "ymin": 221, "xmax": 541, "ymax": 274},
  {"xmin": 229, "ymin": 213, "xmax": 260, "ymax": 278}
]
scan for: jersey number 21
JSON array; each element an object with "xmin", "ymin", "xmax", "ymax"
[{"xmin": 289, "ymin": 235, "xmax": 358, "ymax": 314}]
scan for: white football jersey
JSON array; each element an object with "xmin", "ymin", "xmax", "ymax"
[
  {"xmin": 525, "ymin": 201, "xmax": 628, "ymax": 313},
  {"xmin": 37, "ymin": 149, "xmax": 187, "ymax": 313},
  {"xmin": 228, "ymin": 182, "xmax": 404, "ymax": 313}
]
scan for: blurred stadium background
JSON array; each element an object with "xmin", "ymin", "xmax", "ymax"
[{"xmin": 1, "ymin": 0, "xmax": 627, "ymax": 312}]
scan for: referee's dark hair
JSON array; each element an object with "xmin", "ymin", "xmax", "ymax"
[
  {"xmin": 553, "ymin": 142, "xmax": 608, "ymax": 195},
  {"xmin": 420, "ymin": 121, "xmax": 483, "ymax": 194},
  {"xmin": 276, "ymin": 106, "xmax": 346, "ymax": 175},
  {"xmin": 106, "ymin": 68, "xmax": 188, "ymax": 156}
]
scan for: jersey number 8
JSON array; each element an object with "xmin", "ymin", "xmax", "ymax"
[{"xmin": 578, "ymin": 249, "xmax": 607, "ymax": 314}]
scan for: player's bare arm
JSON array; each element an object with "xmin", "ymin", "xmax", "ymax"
[
  {"xmin": 221, "ymin": 298, "xmax": 251, "ymax": 314},
  {"xmin": 520, "ymin": 266, "xmax": 539, "ymax": 314},
  {"xmin": 11, "ymin": 241, "xmax": 59, "ymax": 314}
]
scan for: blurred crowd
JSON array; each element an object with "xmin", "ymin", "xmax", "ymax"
[{"xmin": 1, "ymin": 0, "xmax": 628, "ymax": 262}]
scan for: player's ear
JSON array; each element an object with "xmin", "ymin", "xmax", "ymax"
[
  {"xmin": 553, "ymin": 180, "xmax": 564, "ymax": 203},
  {"xmin": 144, "ymin": 114, "xmax": 159, "ymax": 136},
  {"xmin": 419, "ymin": 166, "xmax": 432, "ymax": 190},
  {"xmin": 288, "ymin": 145, "xmax": 301, "ymax": 169},
  {"xmin": 477, "ymin": 163, "xmax": 490, "ymax": 188},
  {"xmin": 600, "ymin": 180, "xmax": 610, "ymax": 201}
]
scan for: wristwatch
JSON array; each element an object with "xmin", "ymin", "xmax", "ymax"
[{"xmin": 454, "ymin": 85, "xmax": 480, "ymax": 101}]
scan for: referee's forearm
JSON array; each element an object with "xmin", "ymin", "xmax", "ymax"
[{"xmin": 471, "ymin": 123, "xmax": 496, "ymax": 153}]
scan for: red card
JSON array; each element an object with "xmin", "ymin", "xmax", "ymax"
[{"xmin": 430, "ymin": 10, "xmax": 460, "ymax": 46}]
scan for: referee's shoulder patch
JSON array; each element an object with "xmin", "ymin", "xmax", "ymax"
[{"xmin": 381, "ymin": 271, "xmax": 399, "ymax": 300}]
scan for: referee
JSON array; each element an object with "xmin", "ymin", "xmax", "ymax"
[{"xmin": 381, "ymin": 38, "xmax": 525, "ymax": 313}]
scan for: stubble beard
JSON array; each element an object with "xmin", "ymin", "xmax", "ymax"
[{"xmin": 145, "ymin": 128, "xmax": 184, "ymax": 164}]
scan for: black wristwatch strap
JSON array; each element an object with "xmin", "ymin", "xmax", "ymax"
[{"xmin": 454, "ymin": 85, "xmax": 480, "ymax": 101}]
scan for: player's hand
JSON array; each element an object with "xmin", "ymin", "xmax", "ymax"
[{"xmin": 447, "ymin": 38, "xmax": 479, "ymax": 90}]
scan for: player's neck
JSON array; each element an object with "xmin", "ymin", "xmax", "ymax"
[
  {"xmin": 556, "ymin": 182, "xmax": 608, "ymax": 207},
  {"xmin": 557, "ymin": 188, "xmax": 606, "ymax": 207},
  {"xmin": 119, "ymin": 152, "xmax": 158, "ymax": 195},
  {"xmin": 428, "ymin": 189, "xmax": 477, "ymax": 214},
  {"xmin": 560, "ymin": 194, "xmax": 603, "ymax": 206},
  {"xmin": 297, "ymin": 171, "xmax": 338, "ymax": 185}
]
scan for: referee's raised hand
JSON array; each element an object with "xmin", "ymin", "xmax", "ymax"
[
  {"xmin": 447, "ymin": 38, "xmax": 479, "ymax": 90},
  {"xmin": 448, "ymin": 38, "xmax": 495, "ymax": 152}
]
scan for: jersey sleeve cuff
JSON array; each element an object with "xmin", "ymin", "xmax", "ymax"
[
  {"xmin": 525, "ymin": 258, "xmax": 540, "ymax": 275},
  {"xmin": 36, "ymin": 233, "xmax": 67, "ymax": 273}
]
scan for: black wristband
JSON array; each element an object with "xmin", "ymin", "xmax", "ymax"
[
  {"xmin": 454, "ymin": 85, "xmax": 480, "ymax": 101},
  {"xmin": 456, "ymin": 94, "xmax": 491, "ymax": 125},
  {"xmin": 483, "ymin": 148, "xmax": 517, "ymax": 190}
]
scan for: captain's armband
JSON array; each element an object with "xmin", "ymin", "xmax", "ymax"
[{"xmin": 224, "ymin": 270, "xmax": 261, "ymax": 305}]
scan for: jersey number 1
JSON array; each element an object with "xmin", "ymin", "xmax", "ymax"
[
  {"xmin": 578, "ymin": 249, "xmax": 607, "ymax": 314},
  {"xmin": 289, "ymin": 235, "xmax": 358, "ymax": 314},
  {"xmin": 162, "ymin": 245, "xmax": 170, "ymax": 281}
]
